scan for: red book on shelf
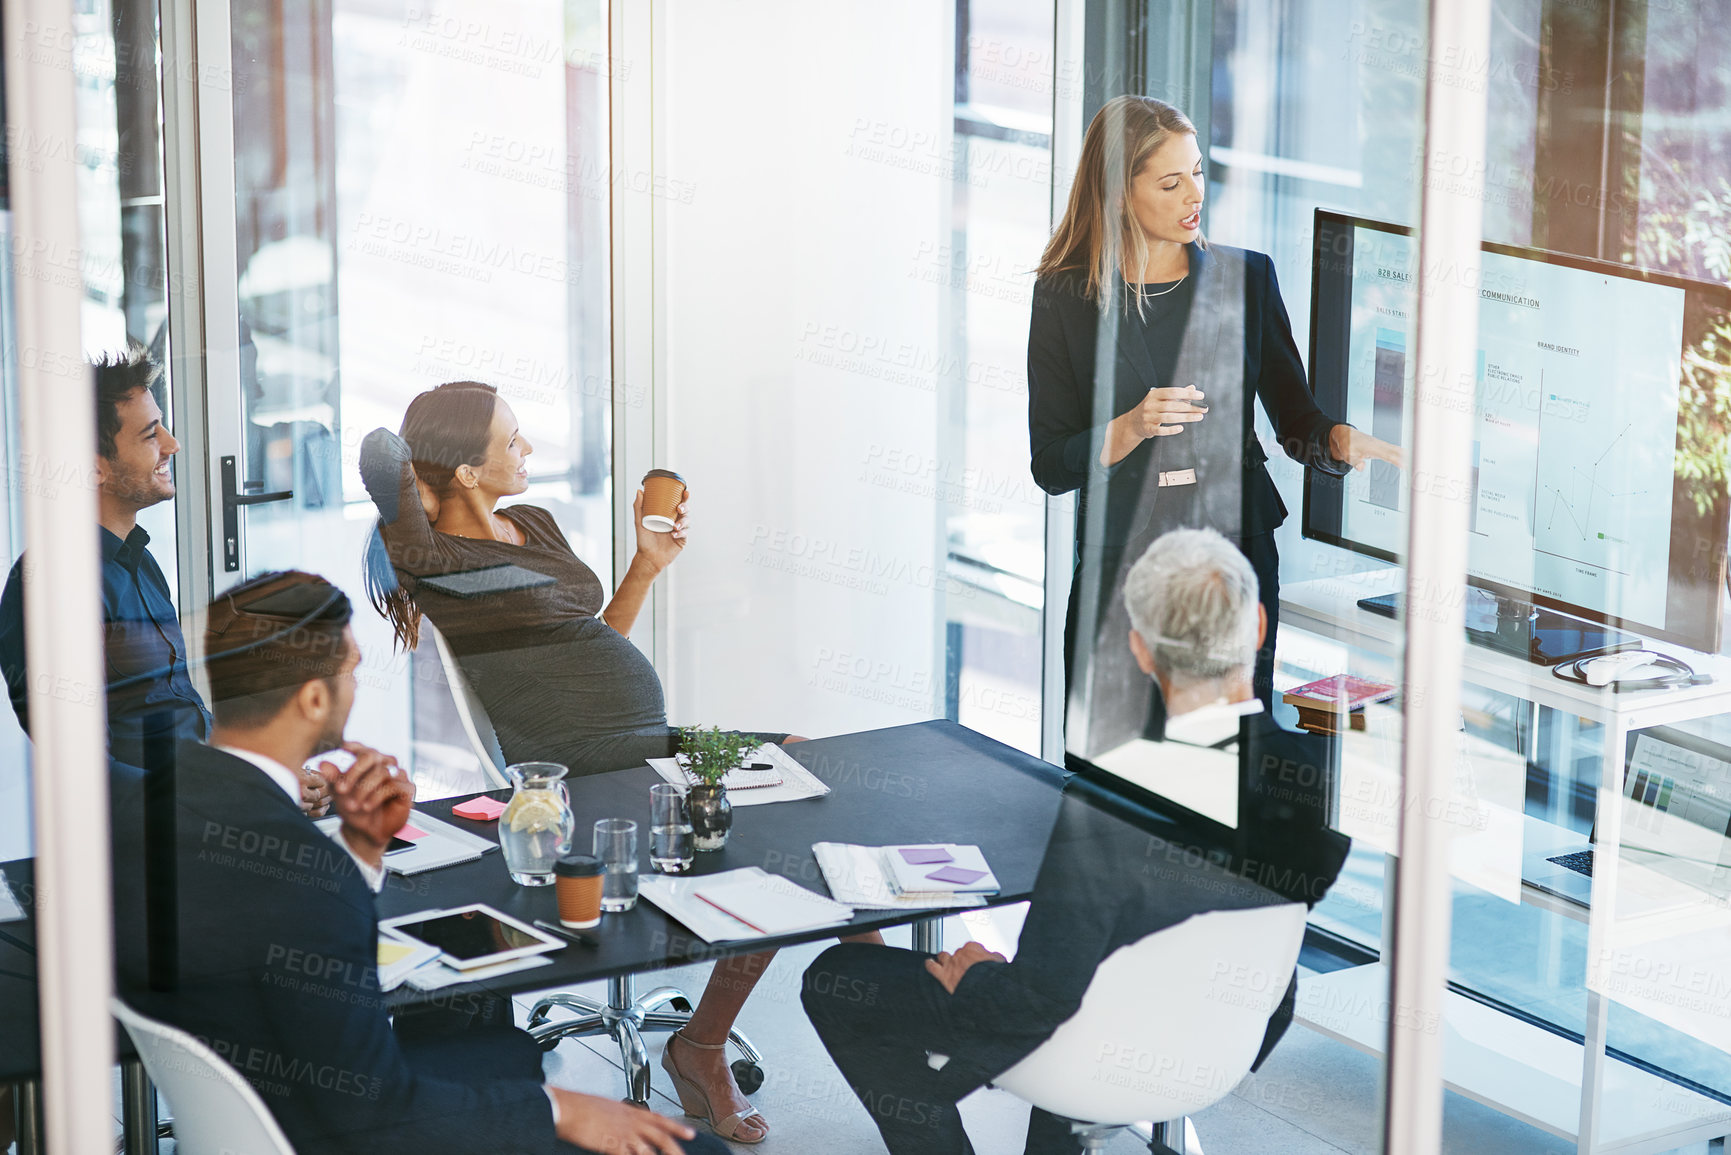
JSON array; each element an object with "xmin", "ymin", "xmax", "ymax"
[
  {"xmin": 1293, "ymin": 706, "xmax": 1369, "ymax": 734},
  {"xmin": 1281, "ymin": 674, "xmax": 1397, "ymax": 714}
]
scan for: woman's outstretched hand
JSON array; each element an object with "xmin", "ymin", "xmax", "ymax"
[
  {"xmin": 632, "ymin": 488, "xmax": 689, "ymax": 572},
  {"xmin": 1329, "ymin": 424, "xmax": 1405, "ymax": 472},
  {"xmin": 603, "ymin": 491, "xmax": 690, "ymax": 635}
]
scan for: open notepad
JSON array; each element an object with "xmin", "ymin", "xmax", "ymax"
[
  {"xmin": 639, "ymin": 867, "xmax": 854, "ymax": 942},
  {"xmin": 883, "ymin": 844, "xmax": 1000, "ymax": 898},
  {"xmin": 316, "ymin": 809, "xmax": 496, "ymax": 875},
  {"xmin": 813, "ymin": 843, "xmax": 993, "ymax": 910}
]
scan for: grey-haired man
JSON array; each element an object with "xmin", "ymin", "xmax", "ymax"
[{"xmin": 802, "ymin": 528, "xmax": 1349, "ymax": 1155}]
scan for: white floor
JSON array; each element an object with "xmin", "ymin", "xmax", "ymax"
[
  {"xmin": 521, "ymin": 930, "xmax": 1580, "ymax": 1155},
  {"xmin": 90, "ymin": 924, "xmax": 1722, "ymax": 1153}
]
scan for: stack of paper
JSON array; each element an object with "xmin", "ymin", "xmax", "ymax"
[
  {"xmin": 403, "ymin": 954, "xmax": 554, "ymax": 991},
  {"xmin": 639, "ymin": 867, "xmax": 854, "ymax": 942},
  {"xmin": 883, "ymin": 845, "xmax": 1000, "ymax": 899},
  {"xmin": 316, "ymin": 809, "xmax": 496, "ymax": 875},
  {"xmin": 377, "ymin": 936, "xmax": 441, "ymax": 992},
  {"xmin": 812, "ymin": 843, "xmax": 988, "ymax": 911},
  {"xmin": 647, "ymin": 743, "xmax": 831, "ymax": 807}
]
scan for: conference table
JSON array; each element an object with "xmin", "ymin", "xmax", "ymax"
[
  {"xmin": 4, "ymin": 719, "xmax": 1070, "ymax": 1147},
  {"xmin": 380, "ymin": 720, "xmax": 1065, "ymax": 996}
]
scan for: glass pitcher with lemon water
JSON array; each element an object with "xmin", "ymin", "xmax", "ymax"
[{"xmin": 500, "ymin": 762, "xmax": 576, "ymax": 885}]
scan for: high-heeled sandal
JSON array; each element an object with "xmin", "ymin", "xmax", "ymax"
[{"xmin": 660, "ymin": 1030, "xmax": 769, "ymax": 1144}]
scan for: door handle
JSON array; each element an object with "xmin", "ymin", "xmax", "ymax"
[{"xmin": 221, "ymin": 455, "xmax": 294, "ymax": 572}]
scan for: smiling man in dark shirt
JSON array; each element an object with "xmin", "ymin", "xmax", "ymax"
[{"xmin": 0, "ymin": 346, "xmax": 213, "ymax": 776}]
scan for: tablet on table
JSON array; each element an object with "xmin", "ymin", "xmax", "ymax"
[{"xmin": 380, "ymin": 903, "xmax": 563, "ymax": 971}]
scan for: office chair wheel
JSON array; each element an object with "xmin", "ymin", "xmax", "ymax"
[
  {"xmin": 672, "ymin": 996, "xmax": 694, "ymax": 1013},
  {"xmin": 731, "ymin": 1059, "xmax": 765, "ymax": 1094},
  {"xmin": 537, "ymin": 1034, "xmax": 561, "ymax": 1052}
]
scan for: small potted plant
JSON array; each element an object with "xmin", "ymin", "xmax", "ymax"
[{"xmin": 677, "ymin": 726, "xmax": 756, "ymax": 851}]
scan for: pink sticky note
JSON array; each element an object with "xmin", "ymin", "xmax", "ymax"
[
  {"xmin": 927, "ymin": 866, "xmax": 987, "ymax": 886},
  {"xmin": 452, "ymin": 796, "xmax": 508, "ymax": 821},
  {"xmin": 898, "ymin": 847, "xmax": 953, "ymax": 865},
  {"xmin": 395, "ymin": 823, "xmax": 428, "ymax": 842}
]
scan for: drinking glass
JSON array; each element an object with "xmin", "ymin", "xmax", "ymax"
[
  {"xmin": 649, "ymin": 784, "xmax": 695, "ymax": 873},
  {"xmin": 593, "ymin": 818, "xmax": 639, "ymax": 911}
]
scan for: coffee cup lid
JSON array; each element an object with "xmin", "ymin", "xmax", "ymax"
[
  {"xmin": 554, "ymin": 855, "xmax": 604, "ymax": 877},
  {"xmin": 643, "ymin": 468, "xmax": 684, "ymax": 483}
]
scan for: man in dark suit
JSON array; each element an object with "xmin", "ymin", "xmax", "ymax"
[
  {"xmin": 802, "ymin": 529, "xmax": 1350, "ymax": 1155},
  {"xmin": 120, "ymin": 569, "xmax": 722, "ymax": 1155}
]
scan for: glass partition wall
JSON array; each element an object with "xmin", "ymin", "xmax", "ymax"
[
  {"xmin": 5, "ymin": 0, "xmax": 1731, "ymax": 1150},
  {"xmin": 221, "ymin": 0, "xmax": 614, "ymax": 795},
  {"xmin": 0, "ymin": 29, "xmax": 37, "ymax": 1146},
  {"xmin": 1214, "ymin": 1, "xmax": 1731, "ymax": 1152}
]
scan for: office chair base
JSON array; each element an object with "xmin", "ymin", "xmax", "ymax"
[
  {"xmin": 526, "ymin": 975, "xmax": 763, "ymax": 1105},
  {"xmin": 1141, "ymin": 1117, "xmax": 1202, "ymax": 1155},
  {"xmin": 1055, "ymin": 1115, "xmax": 1199, "ymax": 1154}
]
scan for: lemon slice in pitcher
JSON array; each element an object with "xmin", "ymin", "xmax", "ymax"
[{"xmin": 504, "ymin": 794, "xmax": 564, "ymax": 834}]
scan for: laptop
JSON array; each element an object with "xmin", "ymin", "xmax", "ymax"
[{"xmin": 1523, "ymin": 726, "xmax": 1731, "ymax": 913}]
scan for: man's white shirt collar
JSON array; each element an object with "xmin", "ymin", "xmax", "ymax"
[
  {"xmin": 1163, "ymin": 696, "xmax": 1263, "ymax": 748},
  {"xmin": 215, "ymin": 744, "xmax": 386, "ymax": 893},
  {"xmin": 216, "ymin": 744, "xmax": 303, "ymax": 805}
]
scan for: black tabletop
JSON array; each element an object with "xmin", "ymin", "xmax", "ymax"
[
  {"xmin": 378, "ymin": 719, "xmax": 1068, "ymax": 1006},
  {"xmin": 0, "ymin": 720, "xmax": 1070, "ymax": 1074},
  {"xmin": 0, "ymin": 861, "xmax": 38, "ymax": 1083}
]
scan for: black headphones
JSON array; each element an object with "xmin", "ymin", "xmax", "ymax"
[{"xmin": 1551, "ymin": 650, "xmax": 1710, "ymax": 693}]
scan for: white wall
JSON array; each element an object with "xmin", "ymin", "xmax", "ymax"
[{"xmin": 659, "ymin": 1, "xmax": 955, "ymax": 737}]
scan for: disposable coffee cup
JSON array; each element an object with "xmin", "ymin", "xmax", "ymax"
[
  {"xmin": 553, "ymin": 855, "xmax": 605, "ymax": 928},
  {"xmin": 641, "ymin": 469, "xmax": 686, "ymax": 533}
]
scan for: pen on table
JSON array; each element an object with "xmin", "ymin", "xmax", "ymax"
[{"xmin": 534, "ymin": 919, "xmax": 599, "ymax": 948}]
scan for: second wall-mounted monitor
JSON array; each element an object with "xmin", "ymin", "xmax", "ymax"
[{"xmin": 1304, "ymin": 210, "xmax": 1731, "ymax": 653}]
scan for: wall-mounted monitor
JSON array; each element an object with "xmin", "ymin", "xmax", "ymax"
[{"xmin": 1305, "ymin": 210, "xmax": 1731, "ymax": 653}]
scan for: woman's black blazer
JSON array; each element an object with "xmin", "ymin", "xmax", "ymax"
[{"xmin": 1026, "ymin": 242, "xmax": 1352, "ymax": 562}]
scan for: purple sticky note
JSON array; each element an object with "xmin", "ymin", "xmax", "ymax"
[
  {"xmin": 899, "ymin": 847, "xmax": 954, "ymax": 865},
  {"xmin": 927, "ymin": 866, "xmax": 988, "ymax": 886}
]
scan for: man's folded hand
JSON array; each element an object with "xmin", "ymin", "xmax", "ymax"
[{"xmin": 925, "ymin": 941, "xmax": 1007, "ymax": 994}]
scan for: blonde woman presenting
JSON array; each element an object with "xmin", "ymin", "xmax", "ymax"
[{"xmin": 1028, "ymin": 95, "xmax": 1401, "ymax": 754}]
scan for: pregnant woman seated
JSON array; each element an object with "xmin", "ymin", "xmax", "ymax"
[
  {"xmin": 361, "ymin": 381, "xmax": 872, "ymax": 1143},
  {"xmin": 361, "ymin": 381, "xmax": 783, "ymax": 775}
]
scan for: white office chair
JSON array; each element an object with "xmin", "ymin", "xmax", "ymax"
[
  {"xmin": 111, "ymin": 998, "xmax": 295, "ymax": 1155},
  {"xmin": 426, "ymin": 618, "xmax": 510, "ymax": 789},
  {"xmin": 938, "ymin": 903, "xmax": 1309, "ymax": 1154}
]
